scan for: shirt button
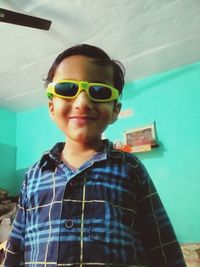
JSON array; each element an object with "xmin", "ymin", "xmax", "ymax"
[{"xmin": 65, "ymin": 219, "xmax": 74, "ymax": 229}]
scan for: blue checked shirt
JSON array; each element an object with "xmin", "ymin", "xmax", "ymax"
[{"xmin": 3, "ymin": 140, "xmax": 186, "ymax": 267}]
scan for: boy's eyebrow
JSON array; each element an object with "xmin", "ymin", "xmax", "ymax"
[
  {"xmin": 90, "ymin": 80, "xmax": 110, "ymax": 84},
  {"xmin": 79, "ymin": 79, "xmax": 113, "ymax": 85},
  {"xmin": 91, "ymin": 81, "xmax": 116, "ymax": 88},
  {"xmin": 55, "ymin": 79, "xmax": 114, "ymax": 86}
]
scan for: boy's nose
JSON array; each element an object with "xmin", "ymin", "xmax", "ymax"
[{"xmin": 73, "ymin": 91, "xmax": 93, "ymax": 110}]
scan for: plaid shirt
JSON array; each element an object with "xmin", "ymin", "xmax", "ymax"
[{"xmin": 4, "ymin": 140, "xmax": 186, "ymax": 267}]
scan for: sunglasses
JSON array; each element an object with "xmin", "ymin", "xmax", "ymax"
[{"xmin": 46, "ymin": 80, "xmax": 120, "ymax": 102}]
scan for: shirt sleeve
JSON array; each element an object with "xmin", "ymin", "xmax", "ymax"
[
  {"xmin": 135, "ymin": 160, "xmax": 186, "ymax": 267},
  {"xmin": 3, "ymin": 177, "xmax": 27, "ymax": 267}
]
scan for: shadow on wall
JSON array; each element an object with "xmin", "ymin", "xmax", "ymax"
[
  {"xmin": 136, "ymin": 141, "xmax": 166, "ymax": 161},
  {"xmin": 0, "ymin": 143, "xmax": 16, "ymax": 196}
]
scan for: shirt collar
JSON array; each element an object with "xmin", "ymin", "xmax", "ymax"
[
  {"xmin": 39, "ymin": 139, "xmax": 125, "ymax": 169},
  {"xmin": 39, "ymin": 142, "xmax": 64, "ymax": 168}
]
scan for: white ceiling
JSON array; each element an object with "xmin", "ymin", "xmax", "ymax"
[{"xmin": 0, "ymin": 0, "xmax": 200, "ymax": 112}]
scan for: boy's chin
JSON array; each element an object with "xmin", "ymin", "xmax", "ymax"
[{"xmin": 67, "ymin": 134, "xmax": 103, "ymax": 146}]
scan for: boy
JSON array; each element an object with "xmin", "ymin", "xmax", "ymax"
[{"xmin": 3, "ymin": 44, "xmax": 186, "ymax": 266}]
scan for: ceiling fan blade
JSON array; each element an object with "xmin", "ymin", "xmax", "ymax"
[{"xmin": 0, "ymin": 8, "xmax": 51, "ymax": 30}]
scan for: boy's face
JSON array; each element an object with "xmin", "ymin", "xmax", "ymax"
[{"xmin": 48, "ymin": 55, "xmax": 121, "ymax": 146}]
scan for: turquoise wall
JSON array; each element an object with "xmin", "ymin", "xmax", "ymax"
[
  {"xmin": 0, "ymin": 108, "xmax": 17, "ymax": 195},
  {"xmin": 2, "ymin": 61, "xmax": 200, "ymax": 243},
  {"xmin": 105, "ymin": 62, "xmax": 200, "ymax": 243},
  {"xmin": 0, "ymin": 108, "xmax": 16, "ymax": 146},
  {"xmin": 16, "ymin": 106, "xmax": 65, "ymax": 170}
]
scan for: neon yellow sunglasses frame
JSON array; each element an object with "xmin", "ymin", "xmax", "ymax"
[{"xmin": 46, "ymin": 80, "xmax": 120, "ymax": 102}]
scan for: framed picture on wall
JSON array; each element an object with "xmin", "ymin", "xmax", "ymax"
[{"xmin": 124, "ymin": 122, "xmax": 158, "ymax": 152}]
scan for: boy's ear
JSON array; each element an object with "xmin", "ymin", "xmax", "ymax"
[
  {"xmin": 110, "ymin": 102, "xmax": 122, "ymax": 124},
  {"xmin": 48, "ymin": 100, "xmax": 55, "ymax": 120}
]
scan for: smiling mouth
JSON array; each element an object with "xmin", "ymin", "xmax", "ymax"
[{"xmin": 69, "ymin": 116, "xmax": 96, "ymax": 121}]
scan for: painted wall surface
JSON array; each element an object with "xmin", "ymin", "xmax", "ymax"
[
  {"xmin": 0, "ymin": 107, "xmax": 16, "ymax": 146},
  {"xmin": 105, "ymin": 62, "xmax": 200, "ymax": 243},
  {"xmin": 0, "ymin": 143, "xmax": 17, "ymax": 195},
  {"xmin": 0, "ymin": 108, "xmax": 17, "ymax": 195},
  {"xmin": 13, "ymin": 61, "xmax": 200, "ymax": 243},
  {"xmin": 16, "ymin": 106, "xmax": 65, "ymax": 170}
]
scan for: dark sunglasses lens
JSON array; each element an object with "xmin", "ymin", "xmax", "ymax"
[
  {"xmin": 89, "ymin": 86, "xmax": 112, "ymax": 100},
  {"xmin": 55, "ymin": 82, "xmax": 79, "ymax": 96}
]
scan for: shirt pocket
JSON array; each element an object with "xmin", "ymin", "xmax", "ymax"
[{"xmin": 89, "ymin": 200, "xmax": 135, "ymax": 246}]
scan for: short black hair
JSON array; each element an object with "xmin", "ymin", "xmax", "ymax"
[{"xmin": 44, "ymin": 44, "xmax": 125, "ymax": 95}]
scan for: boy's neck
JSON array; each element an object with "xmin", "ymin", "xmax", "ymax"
[
  {"xmin": 61, "ymin": 139, "xmax": 104, "ymax": 168},
  {"xmin": 64, "ymin": 138, "xmax": 103, "ymax": 152}
]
